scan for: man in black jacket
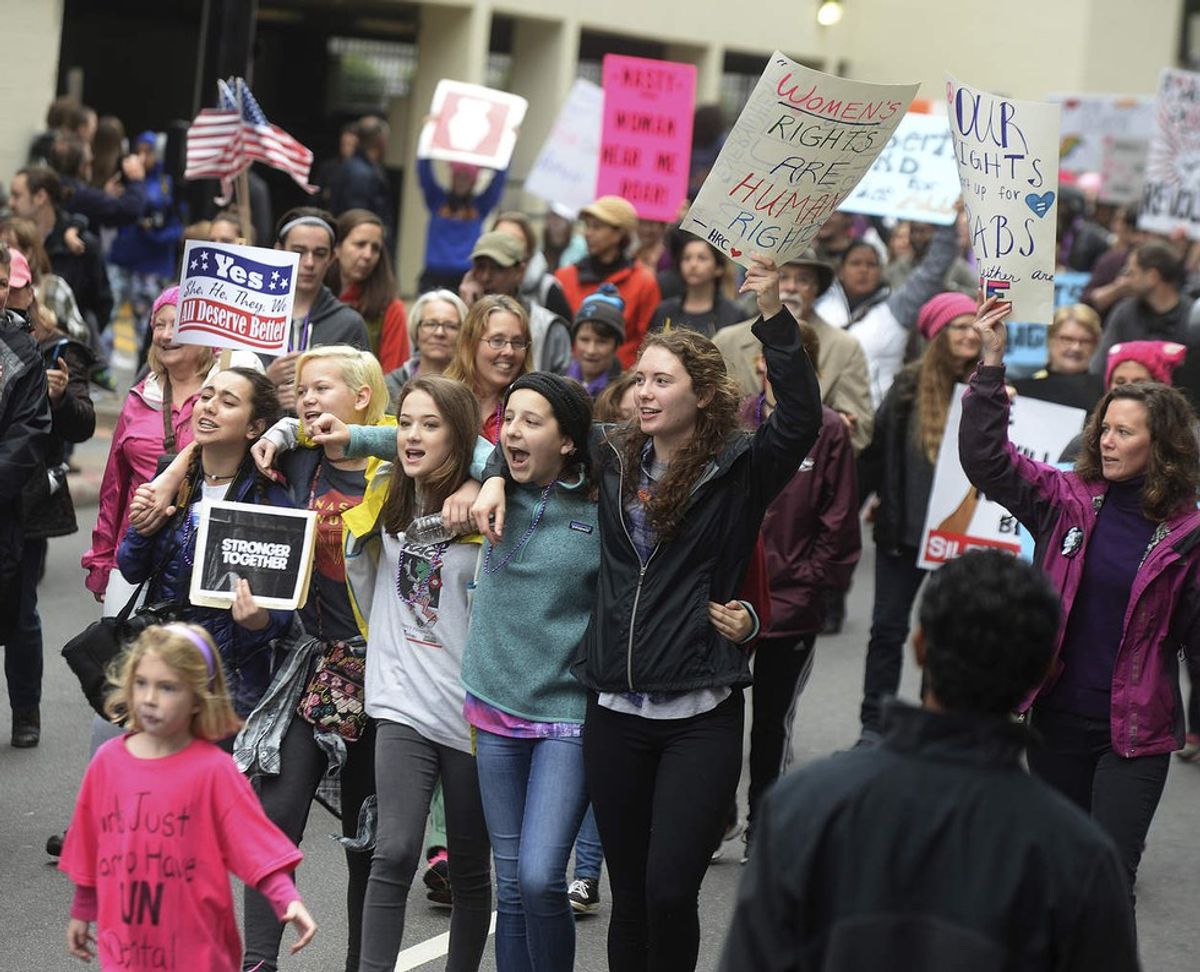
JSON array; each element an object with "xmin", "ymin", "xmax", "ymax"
[
  {"xmin": 0, "ymin": 244, "xmax": 53, "ymax": 748},
  {"xmin": 9, "ymin": 166, "xmax": 113, "ymax": 354},
  {"xmin": 720, "ymin": 550, "xmax": 1137, "ymax": 972}
]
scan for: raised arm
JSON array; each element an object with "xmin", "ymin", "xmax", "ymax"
[
  {"xmin": 960, "ymin": 297, "xmax": 1072, "ymax": 526},
  {"xmin": 887, "ymin": 220, "xmax": 960, "ymax": 328},
  {"xmin": 740, "ymin": 257, "xmax": 823, "ymax": 511}
]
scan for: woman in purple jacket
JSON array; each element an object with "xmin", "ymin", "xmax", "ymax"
[{"xmin": 963, "ymin": 295, "xmax": 1200, "ymax": 909}]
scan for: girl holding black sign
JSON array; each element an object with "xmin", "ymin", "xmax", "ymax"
[
  {"xmin": 341, "ymin": 375, "xmax": 493, "ymax": 972},
  {"xmin": 118, "ymin": 367, "xmax": 294, "ymax": 718}
]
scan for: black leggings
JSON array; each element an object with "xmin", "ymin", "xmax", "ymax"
[
  {"xmin": 1027, "ymin": 705, "xmax": 1169, "ymax": 909},
  {"xmin": 242, "ymin": 717, "xmax": 376, "ymax": 972},
  {"xmin": 359, "ymin": 720, "xmax": 492, "ymax": 972},
  {"xmin": 747, "ymin": 634, "xmax": 816, "ymax": 840},
  {"xmin": 584, "ymin": 690, "xmax": 743, "ymax": 972}
]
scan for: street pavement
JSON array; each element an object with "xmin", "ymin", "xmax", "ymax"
[{"xmin": 2, "ymin": 424, "xmax": 1199, "ymax": 971}]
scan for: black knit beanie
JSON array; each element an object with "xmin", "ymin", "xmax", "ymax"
[{"xmin": 506, "ymin": 372, "xmax": 593, "ymax": 467}]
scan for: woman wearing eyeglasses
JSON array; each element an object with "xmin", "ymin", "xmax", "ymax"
[
  {"xmin": 444, "ymin": 294, "xmax": 534, "ymax": 443},
  {"xmin": 384, "ymin": 290, "xmax": 470, "ymax": 406}
]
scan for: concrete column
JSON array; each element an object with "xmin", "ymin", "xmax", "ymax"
[
  {"xmin": 396, "ymin": 1, "xmax": 492, "ymax": 296},
  {"xmin": 505, "ymin": 15, "xmax": 580, "ymax": 215},
  {"xmin": 665, "ymin": 40, "xmax": 723, "ymax": 105},
  {"xmin": 2, "ymin": 0, "xmax": 64, "ymax": 184}
]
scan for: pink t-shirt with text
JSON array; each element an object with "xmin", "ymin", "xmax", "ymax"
[{"xmin": 59, "ymin": 735, "xmax": 302, "ymax": 972}]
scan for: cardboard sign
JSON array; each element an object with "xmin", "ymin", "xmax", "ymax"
[
  {"xmin": 525, "ymin": 79, "xmax": 604, "ymax": 217},
  {"xmin": 190, "ymin": 500, "xmax": 317, "ymax": 611},
  {"xmin": 177, "ymin": 241, "xmax": 299, "ymax": 356},
  {"xmin": 417, "ymin": 80, "xmax": 528, "ymax": 170},
  {"xmin": 1140, "ymin": 68, "xmax": 1200, "ymax": 240},
  {"xmin": 946, "ymin": 76, "xmax": 1060, "ymax": 324},
  {"xmin": 596, "ymin": 55, "xmax": 696, "ymax": 222},
  {"xmin": 682, "ymin": 53, "xmax": 918, "ymax": 269},
  {"xmin": 1050, "ymin": 94, "xmax": 1153, "ymax": 177},
  {"xmin": 1100, "ymin": 135, "xmax": 1150, "ymax": 205},
  {"xmin": 840, "ymin": 112, "xmax": 959, "ymax": 225},
  {"xmin": 918, "ymin": 385, "xmax": 1085, "ymax": 569}
]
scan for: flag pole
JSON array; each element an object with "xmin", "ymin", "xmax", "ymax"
[{"xmin": 234, "ymin": 167, "xmax": 253, "ymax": 244}]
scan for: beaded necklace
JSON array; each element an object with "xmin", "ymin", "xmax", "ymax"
[{"xmin": 483, "ymin": 482, "xmax": 553, "ymax": 575}]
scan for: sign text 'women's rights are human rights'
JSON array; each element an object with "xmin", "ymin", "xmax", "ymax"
[
  {"xmin": 683, "ymin": 53, "xmax": 918, "ymax": 269},
  {"xmin": 176, "ymin": 240, "xmax": 300, "ymax": 356},
  {"xmin": 946, "ymin": 76, "xmax": 1061, "ymax": 323}
]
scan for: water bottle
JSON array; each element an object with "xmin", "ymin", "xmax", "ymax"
[{"xmin": 406, "ymin": 513, "xmax": 460, "ymax": 545}]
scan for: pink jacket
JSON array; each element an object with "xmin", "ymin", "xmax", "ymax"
[
  {"xmin": 81, "ymin": 377, "xmax": 197, "ymax": 595},
  {"xmin": 960, "ymin": 365, "xmax": 1200, "ymax": 757}
]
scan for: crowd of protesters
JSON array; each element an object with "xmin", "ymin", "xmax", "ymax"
[{"xmin": 3, "ymin": 88, "xmax": 1200, "ymax": 972}]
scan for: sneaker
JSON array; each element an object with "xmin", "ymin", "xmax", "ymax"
[
  {"xmin": 90, "ymin": 367, "xmax": 117, "ymax": 392},
  {"xmin": 12, "ymin": 708, "xmax": 40, "ymax": 748},
  {"xmin": 568, "ymin": 877, "xmax": 599, "ymax": 914},
  {"xmin": 423, "ymin": 848, "xmax": 452, "ymax": 906},
  {"xmin": 1176, "ymin": 733, "xmax": 1200, "ymax": 762}
]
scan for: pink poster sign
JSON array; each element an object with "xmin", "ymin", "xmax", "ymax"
[{"xmin": 597, "ymin": 54, "xmax": 696, "ymax": 222}]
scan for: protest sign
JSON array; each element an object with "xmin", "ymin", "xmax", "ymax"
[
  {"xmin": 596, "ymin": 55, "xmax": 696, "ymax": 222},
  {"xmin": 190, "ymin": 501, "xmax": 317, "ymax": 611},
  {"xmin": 176, "ymin": 241, "xmax": 298, "ymax": 356},
  {"xmin": 1002, "ymin": 273, "xmax": 1089, "ymax": 376},
  {"xmin": 417, "ymin": 80, "xmax": 528, "ymax": 170},
  {"xmin": 840, "ymin": 112, "xmax": 959, "ymax": 225},
  {"xmin": 946, "ymin": 76, "xmax": 1060, "ymax": 324},
  {"xmin": 918, "ymin": 386, "xmax": 1084, "ymax": 570},
  {"xmin": 1140, "ymin": 68, "xmax": 1200, "ymax": 240},
  {"xmin": 1002, "ymin": 322, "xmax": 1049, "ymax": 377},
  {"xmin": 1100, "ymin": 135, "xmax": 1149, "ymax": 205},
  {"xmin": 1051, "ymin": 94, "xmax": 1154, "ymax": 178},
  {"xmin": 683, "ymin": 53, "xmax": 918, "ymax": 269},
  {"xmin": 524, "ymin": 79, "xmax": 604, "ymax": 217}
]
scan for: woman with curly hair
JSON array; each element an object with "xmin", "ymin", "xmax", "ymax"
[
  {"xmin": 474, "ymin": 256, "xmax": 822, "ymax": 971},
  {"xmin": 856, "ymin": 291, "xmax": 982, "ymax": 738},
  {"xmin": 962, "ymin": 295, "xmax": 1200, "ymax": 911}
]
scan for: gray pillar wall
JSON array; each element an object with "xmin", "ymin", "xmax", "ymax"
[{"xmin": 397, "ymin": 1, "xmax": 493, "ymax": 296}]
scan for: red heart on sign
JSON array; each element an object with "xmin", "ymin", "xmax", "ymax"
[{"xmin": 729, "ymin": 247, "xmax": 742, "ymax": 258}]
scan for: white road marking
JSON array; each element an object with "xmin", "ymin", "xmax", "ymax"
[{"xmin": 393, "ymin": 912, "xmax": 498, "ymax": 971}]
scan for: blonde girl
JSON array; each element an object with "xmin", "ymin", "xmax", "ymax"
[{"xmin": 59, "ymin": 624, "xmax": 315, "ymax": 970}]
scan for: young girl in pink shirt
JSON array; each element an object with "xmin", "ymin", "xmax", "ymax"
[{"xmin": 59, "ymin": 624, "xmax": 316, "ymax": 970}]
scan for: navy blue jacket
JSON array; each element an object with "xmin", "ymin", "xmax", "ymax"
[{"xmin": 117, "ymin": 463, "xmax": 295, "ymax": 715}]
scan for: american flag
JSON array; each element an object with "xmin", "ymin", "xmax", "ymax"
[{"xmin": 185, "ymin": 78, "xmax": 316, "ymax": 194}]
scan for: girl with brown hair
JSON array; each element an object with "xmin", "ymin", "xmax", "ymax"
[
  {"xmin": 856, "ymin": 291, "xmax": 982, "ymax": 738},
  {"xmin": 344, "ymin": 375, "xmax": 493, "ymax": 972}
]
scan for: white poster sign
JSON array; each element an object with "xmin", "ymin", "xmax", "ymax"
[
  {"xmin": 946, "ymin": 75, "xmax": 1060, "ymax": 323},
  {"xmin": 176, "ymin": 241, "xmax": 299, "ymax": 356},
  {"xmin": 524, "ymin": 79, "xmax": 604, "ymax": 217},
  {"xmin": 840, "ymin": 112, "xmax": 959, "ymax": 225},
  {"xmin": 417, "ymin": 80, "xmax": 528, "ymax": 170},
  {"xmin": 918, "ymin": 386, "xmax": 1085, "ymax": 570},
  {"xmin": 682, "ymin": 52, "xmax": 918, "ymax": 269},
  {"xmin": 1140, "ymin": 68, "xmax": 1200, "ymax": 240},
  {"xmin": 1100, "ymin": 136, "xmax": 1149, "ymax": 205},
  {"xmin": 1050, "ymin": 94, "xmax": 1154, "ymax": 177}
]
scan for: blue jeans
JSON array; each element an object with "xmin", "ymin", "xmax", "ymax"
[
  {"xmin": 475, "ymin": 730, "xmax": 589, "ymax": 972},
  {"xmin": 573, "ymin": 804, "xmax": 603, "ymax": 880}
]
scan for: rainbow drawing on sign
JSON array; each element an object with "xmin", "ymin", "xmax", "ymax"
[{"xmin": 983, "ymin": 279, "xmax": 1012, "ymax": 300}]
